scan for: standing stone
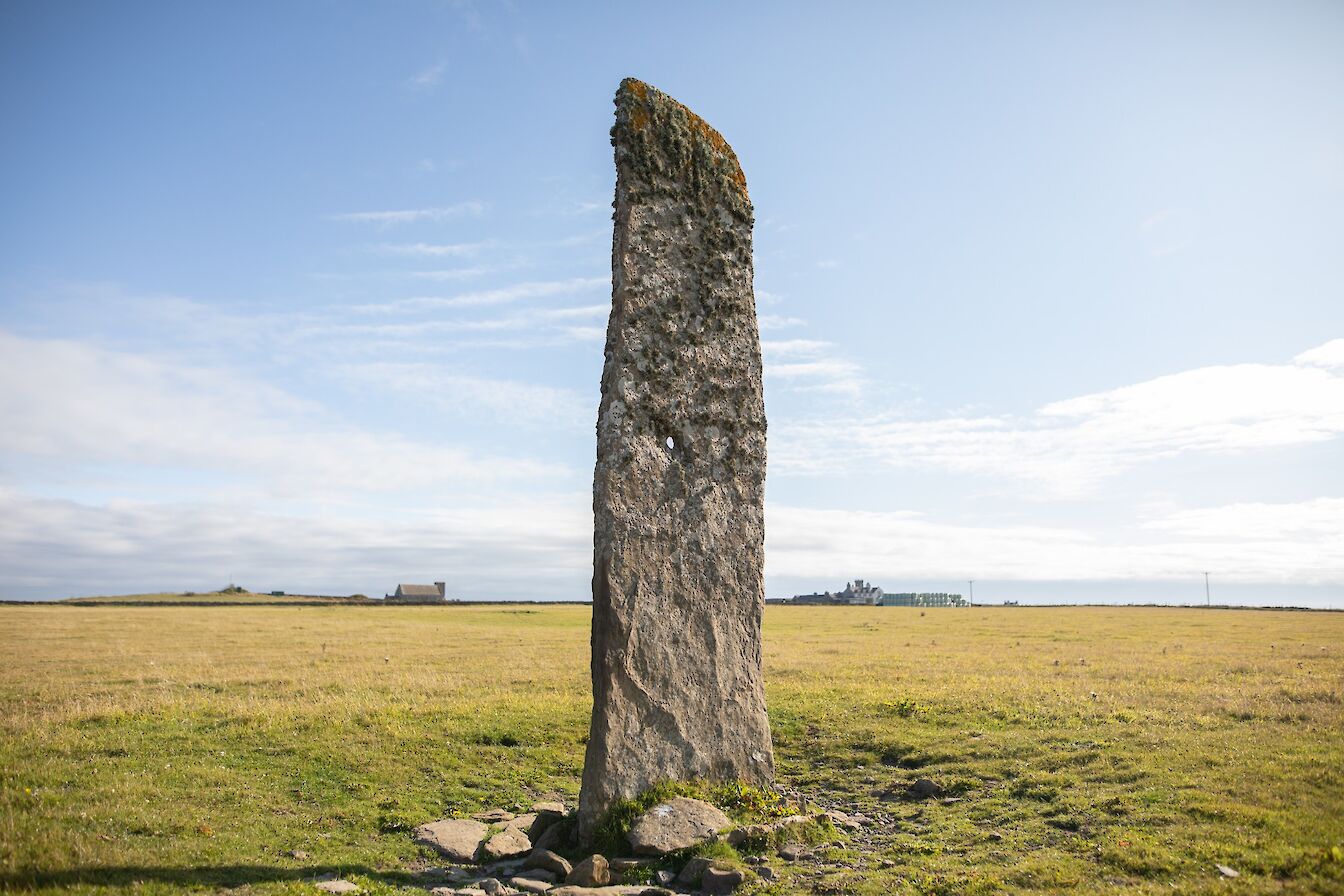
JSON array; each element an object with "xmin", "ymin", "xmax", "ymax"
[{"xmin": 578, "ymin": 78, "xmax": 774, "ymax": 843}]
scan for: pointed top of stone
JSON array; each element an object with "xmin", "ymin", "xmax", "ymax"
[{"xmin": 613, "ymin": 78, "xmax": 750, "ymax": 206}]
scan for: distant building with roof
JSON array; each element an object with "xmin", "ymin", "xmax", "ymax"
[
  {"xmin": 385, "ymin": 581, "xmax": 447, "ymax": 603},
  {"xmin": 880, "ymin": 591, "xmax": 967, "ymax": 607},
  {"xmin": 786, "ymin": 579, "xmax": 966, "ymax": 607}
]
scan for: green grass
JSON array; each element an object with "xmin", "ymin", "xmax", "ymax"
[
  {"xmin": 1, "ymin": 605, "xmax": 1341, "ymax": 895},
  {"xmin": 57, "ymin": 590, "xmax": 373, "ymax": 605}
]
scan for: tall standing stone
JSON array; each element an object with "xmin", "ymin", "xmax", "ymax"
[{"xmin": 578, "ymin": 79, "xmax": 774, "ymax": 842}]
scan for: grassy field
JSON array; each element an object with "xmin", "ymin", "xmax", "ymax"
[
  {"xmin": 58, "ymin": 591, "xmax": 374, "ymax": 606},
  {"xmin": 1, "ymin": 604, "xmax": 1341, "ymax": 895}
]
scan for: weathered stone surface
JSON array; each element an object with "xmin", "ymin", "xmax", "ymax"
[
  {"xmin": 726, "ymin": 823, "xmax": 771, "ymax": 847},
  {"xmin": 546, "ymin": 888, "xmax": 648, "ymax": 896},
  {"xmin": 415, "ymin": 819, "xmax": 489, "ymax": 862},
  {"xmin": 675, "ymin": 857, "xmax": 715, "ymax": 887},
  {"xmin": 907, "ymin": 778, "xmax": 944, "ymax": 799},
  {"xmin": 314, "ymin": 881, "xmax": 359, "ymax": 895},
  {"xmin": 701, "ymin": 867, "xmax": 745, "ymax": 895},
  {"xmin": 566, "ymin": 855, "xmax": 611, "ymax": 888},
  {"xmin": 510, "ymin": 879, "xmax": 553, "ymax": 894},
  {"xmin": 626, "ymin": 797, "xmax": 730, "ymax": 856},
  {"xmin": 481, "ymin": 827, "xmax": 532, "ymax": 862},
  {"xmin": 475, "ymin": 809, "xmax": 516, "ymax": 823},
  {"xmin": 532, "ymin": 821, "xmax": 567, "ymax": 853},
  {"xmin": 532, "ymin": 802, "xmax": 566, "ymax": 815},
  {"xmin": 525, "ymin": 849, "xmax": 573, "ymax": 878},
  {"xmin": 578, "ymin": 76, "xmax": 774, "ymax": 843},
  {"xmin": 506, "ymin": 814, "xmax": 538, "ymax": 835}
]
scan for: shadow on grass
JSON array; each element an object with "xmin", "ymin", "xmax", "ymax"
[{"xmin": 0, "ymin": 864, "xmax": 447, "ymax": 890}]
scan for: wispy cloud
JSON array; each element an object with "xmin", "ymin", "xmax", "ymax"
[
  {"xmin": 762, "ymin": 338, "xmax": 866, "ymax": 398},
  {"xmin": 346, "ymin": 277, "xmax": 607, "ymax": 314},
  {"xmin": 406, "ymin": 267, "xmax": 494, "ymax": 281},
  {"xmin": 377, "ymin": 241, "xmax": 495, "ymax": 258},
  {"xmin": 331, "ymin": 202, "xmax": 486, "ymax": 226},
  {"xmin": 765, "ymin": 497, "xmax": 1344, "ymax": 585},
  {"xmin": 335, "ymin": 362, "xmax": 590, "ymax": 427},
  {"xmin": 407, "ymin": 59, "xmax": 448, "ymax": 91},
  {"xmin": 759, "ymin": 314, "xmax": 806, "ymax": 330},
  {"xmin": 773, "ymin": 341, "xmax": 1344, "ymax": 495},
  {"xmin": 0, "ymin": 489, "xmax": 591, "ymax": 600},
  {"xmin": 0, "ymin": 330, "xmax": 566, "ymax": 498},
  {"xmin": 761, "ymin": 339, "xmax": 833, "ymax": 359}
]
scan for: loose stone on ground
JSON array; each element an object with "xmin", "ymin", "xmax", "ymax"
[
  {"xmin": 313, "ymin": 881, "xmax": 359, "ymax": 895},
  {"xmin": 415, "ymin": 818, "xmax": 491, "ymax": 863},
  {"xmin": 481, "ymin": 826, "xmax": 532, "ymax": 862},
  {"xmin": 626, "ymin": 797, "xmax": 730, "ymax": 856},
  {"xmin": 566, "ymin": 854, "xmax": 611, "ymax": 887}
]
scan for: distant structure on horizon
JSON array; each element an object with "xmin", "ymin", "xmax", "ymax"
[
  {"xmin": 788, "ymin": 579, "xmax": 967, "ymax": 608},
  {"xmin": 385, "ymin": 581, "xmax": 447, "ymax": 603}
]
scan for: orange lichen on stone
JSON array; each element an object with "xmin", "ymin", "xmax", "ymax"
[{"xmin": 617, "ymin": 78, "xmax": 748, "ymax": 200}]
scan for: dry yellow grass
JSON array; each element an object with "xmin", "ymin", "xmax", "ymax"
[{"xmin": 1, "ymin": 604, "xmax": 1341, "ymax": 894}]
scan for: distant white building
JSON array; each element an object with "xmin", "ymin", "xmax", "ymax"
[
  {"xmin": 385, "ymin": 581, "xmax": 447, "ymax": 603},
  {"xmin": 788, "ymin": 579, "xmax": 966, "ymax": 607},
  {"xmin": 841, "ymin": 578, "xmax": 884, "ymax": 605}
]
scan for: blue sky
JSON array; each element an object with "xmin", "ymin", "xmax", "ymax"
[{"xmin": 1, "ymin": 1, "xmax": 1341, "ymax": 605}]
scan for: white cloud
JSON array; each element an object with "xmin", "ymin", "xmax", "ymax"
[
  {"xmin": 331, "ymin": 202, "xmax": 486, "ymax": 226},
  {"xmin": 1295, "ymin": 338, "xmax": 1344, "ymax": 369},
  {"xmin": 377, "ymin": 241, "xmax": 495, "ymax": 258},
  {"xmin": 760, "ymin": 339, "xmax": 866, "ymax": 398},
  {"xmin": 0, "ymin": 488, "xmax": 591, "ymax": 599},
  {"xmin": 773, "ymin": 341, "xmax": 1344, "ymax": 494},
  {"xmin": 0, "ymin": 331, "xmax": 566, "ymax": 498},
  {"xmin": 761, "ymin": 339, "xmax": 833, "ymax": 359},
  {"xmin": 765, "ymin": 498, "xmax": 1344, "ymax": 585},
  {"xmin": 346, "ymin": 277, "xmax": 607, "ymax": 314},
  {"xmin": 407, "ymin": 60, "xmax": 448, "ymax": 91},
  {"xmin": 407, "ymin": 267, "xmax": 493, "ymax": 281},
  {"xmin": 758, "ymin": 315, "xmax": 806, "ymax": 330},
  {"xmin": 334, "ymin": 361, "xmax": 590, "ymax": 427}
]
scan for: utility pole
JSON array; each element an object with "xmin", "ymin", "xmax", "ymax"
[
  {"xmin": 968, "ymin": 580, "xmax": 974, "ymax": 606},
  {"xmin": 1204, "ymin": 571, "xmax": 1211, "ymax": 606}
]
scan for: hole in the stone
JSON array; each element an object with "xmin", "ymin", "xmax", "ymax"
[{"xmin": 665, "ymin": 435, "xmax": 676, "ymax": 450}]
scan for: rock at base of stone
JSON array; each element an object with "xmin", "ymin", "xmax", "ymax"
[
  {"xmin": 415, "ymin": 819, "xmax": 490, "ymax": 863},
  {"xmin": 675, "ymin": 857, "xmax": 718, "ymax": 887},
  {"xmin": 511, "ymin": 878, "xmax": 553, "ymax": 894},
  {"xmin": 525, "ymin": 849, "xmax": 573, "ymax": 878},
  {"xmin": 547, "ymin": 887, "xmax": 651, "ymax": 896},
  {"xmin": 481, "ymin": 826, "xmax": 533, "ymax": 862},
  {"xmin": 626, "ymin": 797, "xmax": 730, "ymax": 856},
  {"xmin": 565, "ymin": 854, "xmax": 611, "ymax": 888},
  {"xmin": 701, "ymin": 867, "xmax": 746, "ymax": 895}
]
